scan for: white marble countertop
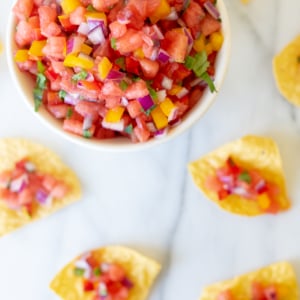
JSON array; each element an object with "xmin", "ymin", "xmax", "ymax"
[{"xmin": 1, "ymin": 0, "xmax": 300, "ymax": 299}]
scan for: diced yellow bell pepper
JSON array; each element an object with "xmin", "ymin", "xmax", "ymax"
[
  {"xmin": 257, "ymin": 193, "xmax": 271, "ymax": 210},
  {"xmin": 151, "ymin": 106, "xmax": 168, "ymax": 130},
  {"xmin": 85, "ymin": 12, "xmax": 107, "ymax": 24},
  {"xmin": 193, "ymin": 35, "xmax": 206, "ymax": 52},
  {"xmin": 205, "ymin": 43, "xmax": 213, "ymax": 55},
  {"xmin": 61, "ymin": 0, "xmax": 81, "ymax": 14},
  {"xmin": 64, "ymin": 54, "xmax": 94, "ymax": 70},
  {"xmin": 14, "ymin": 49, "xmax": 29, "ymax": 63},
  {"xmin": 168, "ymin": 85, "xmax": 182, "ymax": 96},
  {"xmin": 160, "ymin": 98, "xmax": 176, "ymax": 117},
  {"xmin": 210, "ymin": 32, "xmax": 224, "ymax": 51},
  {"xmin": 81, "ymin": 44, "xmax": 93, "ymax": 56},
  {"xmin": 105, "ymin": 107, "xmax": 125, "ymax": 123},
  {"xmin": 98, "ymin": 57, "xmax": 113, "ymax": 80},
  {"xmin": 134, "ymin": 48, "xmax": 145, "ymax": 59},
  {"xmin": 28, "ymin": 40, "xmax": 47, "ymax": 57},
  {"xmin": 150, "ymin": 0, "xmax": 171, "ymax": 23}
]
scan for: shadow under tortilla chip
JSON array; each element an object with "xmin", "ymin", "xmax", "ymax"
[
  {"xmin": 50, "ymin": 246, "xmax": 161, "ymax": 300},
  {"xmin": 0, "ymin": 138, "xmax": 81, "ymax": 236},
  {"xmin": 273, "ymin": 35, "xmax": 300, "ymax": 106},
  {"xmin": 199, "ymin": 262, "xmax": 299, "ymax": 300},
  {"xmin": 188, "ymin": 135, "xmax": 290, "ymax": 216}
]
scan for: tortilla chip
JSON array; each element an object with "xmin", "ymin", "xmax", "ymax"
[
  {"xmin": 273, "ymin": 35, "xmax": 300, "ymax": 106},
  {"xmin": 199, "ymin": 262, "xmax": 299, "ymax": 300},
  {"xmin": 241, "ymin": 0, "xmax": 250, "ymax": 4},
  {"xmin": 188, "ymin": 135, "xmax": 290, "ymax": 216},
  {"xmin": 50, "ymin": 246, "xmax": 161, "ymax": 300},
  {"xmin": 0, "ymin": 138, "xmax": 81, "ymax": 236}
]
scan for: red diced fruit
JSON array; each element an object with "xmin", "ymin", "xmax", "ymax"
[
  {"xmin": 217, "ymin": 290, "xmax": 235, "ymax": 300},
  {"xmin": 47, "ymin": 104, "xmax": 70, "ymax": 119},
  {"xmin": 83, "ymin": 280, "xmax": 94, "ymax": 292},
  {"xmin": 108, "ymin": 264, "xmax": 125, "ymax": 282},
  {"xmin": 199, "ymin": 15, "xmax": 221, "ymax": 36},
  {"xmin": 127, "ymin": 100, "xmax": 142, "ymax": 118},
  {"xmin": 182, "ymin": 1, "xmax": 205, "ymax": 31}
]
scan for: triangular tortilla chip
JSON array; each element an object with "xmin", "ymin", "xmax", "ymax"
[
  {"xmin": 273, "ymin": 35, "xmax": 300, "ymax": 106},
  {"xmin": 0, "ymin": 138, "xmax": 81, "ymax": 236},
  {"xmin": 50, "ymin": 246, "xmax": 161, "ymax": 300},
  {"xmin": 199, "ymin": 262, "xmax": 299, "ymax": 300},
  {"xmin": 188, "ymin": 135, "xmax": 290, "ymax": 216}
]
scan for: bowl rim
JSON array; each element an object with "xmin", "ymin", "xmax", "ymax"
[{"xmin": 6, "ymin": 0, "xmax": 231, "ymax": 152}]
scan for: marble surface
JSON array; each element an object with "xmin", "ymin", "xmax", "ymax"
[{"xmin": 1, "ymin": 0, "xmax": 300, "ymax": 299}]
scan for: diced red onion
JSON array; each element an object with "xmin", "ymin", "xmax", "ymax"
[
  {"xmin": 176, "ymin": 87, "xmax": 189, "ymax": 99},
  {"xmin": 190, "ymin": 78, "xmax": 204, "ymax": 87},
  {"xmin": 78, "ymin": 23, "xmax": 89, "ymax": 35},
  {"xmin": 157, "ymin": 49, "xmax": 170, "ymax": 64},
  {"xmin": 154, "ymin": 128, "xmax": 168, "ymax": 138},
  {"xmin": 10, "ymin": 174, "xmax": 28, "ymax": 193},
  {"xmin": 100, "ymin": 263, "xmax": 110, "ymax": 272},
  {"xmin": 231, "ymin": 187, "xmax": 250, "ymax": 198},
  {"xmin": 102, "ymin": 120, "xmax": 125, "ymax": 132},
  {"xmin": 255, "ymin": 179, "xmax": 266, "ymax": 193},
  {"xmin": 25, "ymin": 162, "xmax": 35, "ymax": 172},
  {"xmin": 122, "ymin": 277, "xmax": 134, "ymax": 289},
  {"xmin": 168, "ymin": 107, "xmax": 178, "ymax": 122},
  {"xmin": 106, "ymin": 70, "xmax": 125, "ymax": 81},
  {"xmin": 121, "ymin": 96, "xmax": 129, "ymax": 107},
  {"xmin": 156, "ymin": 90, "xmax": 167, "ymax": 102},
  {"xmin": 98, "ymin": 282, "xmax": 108, "ymax": 296},
  {"xmin": 146, "ymin": 122, "xmax": 156, "ymax": 133},
  {"xmin": 87, "ymin": 19, "xmax": 108, "ymax": 36},
  {"xmin": 67, "ymin": 36, "xmax": 85, "ymax": 54},
  {"xmin": 150, "ymin": 47, "xmax": 159, "ymax": 61},
  {"xmin": 152, "ymin": 25, "xmax": 164, "ymax": 40},
  {"xmin": 138, "ymin": 95, "xmax": 154, "ymax": 110},
  {"xmin": 82, "ymin": 116, "xmax": 93, "ymax": 131},
  {"xmin": 88, "ymin": 26, "xmax": 105, "ymax": 45},
  {"xmin": 217, "ymin": 173, "xmax": 234, "ymax": 185},
  {"xmin": 75, "ymin": 259, "xmax": 92, "ymax": 279},
  {"xmin": 64, "ymin": 94, "xmax": 80, "ymax": 106},
  {"xmin": 36, "ymin": 189, "xmax": 49, "ymax": 204},
  {"xmin": 162, "ymin": 76, "xmax": 173, "ymax": 90},
  {"xmin": 204, "ymin": 1, "xmax": 220, "ymax": 20},
  {"xmin": 164, "ymin": 7, "xmax": 178, "ymax": 21}
]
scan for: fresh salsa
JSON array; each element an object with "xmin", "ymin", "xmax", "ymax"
[
  {"xmin": 205, "ymin": 157, "xmax": 281, "ymax": 214},
  {"xmin": 13, "ymin": 0, "xmax": 223, "ymax": 143},
  {"xmin": 0, "ymin": 158, "xmax": 68, "ymax": 215},
  {"xmin": 73, "ymin": 252, "xmax": 133, "ymax": 300},
  {"xmin": 217, "ymin": 283, "xmax": 278, "ymax": 300}
]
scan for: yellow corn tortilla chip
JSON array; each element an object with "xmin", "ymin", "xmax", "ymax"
[
  {"xmin": 50, "ymin": 246, "xmax": 161, "ymax": 300},
  {"xmin": 0, "ymin": 138, "xmax": 81, "ymax": 236},
  {"xmin": 273, "ymin": 35, "xmax": 300, "ymax": 106},
  {"xmin": 188, "ymin": 135, "xmax": 290, "ymax": 216},
  {"xmin": 199, "ymin": 262, "xmax": 299, "ymax": 300},
  {"xmin": 241, "ymin": 0, "xmax": 250, "ymax": 4}
]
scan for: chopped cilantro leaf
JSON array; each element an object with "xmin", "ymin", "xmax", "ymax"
[
  {"xmin": 93, "ymin": 267, "xmax": 101, "ymax": 276},
  {"xmin": 36, "ymin": 73, "xmax": 47, "ymax": 90},
  {"xmin": 74, "ymin": 268, "xmax": 85, "ymax": 277},
  {"xmin": 200, "ymin": 72, "xmax": 217, "ymax": 93},
  {"xmin": 194, "ymin": 61, "xmax": 210, "ymax": 77},
  {"xmin": 33, "ymin": 88, "xmax": 43, "ymax": 112},
  {"xmin": 183, "ymin": 0, "xmax": 191, "ymax": 11},
  {"xmin": 125, "ymin": 124, "xmax": 133, "ymax": 134},
  {"xmin": 87, "ymin": 4, "xmax": 96, "ymax": 11},
  {"xmin": 83, "ymin": 130, "xmax": 92, "ymax": 138},
  {"xmin": 66, "ymin": 108, "xmax": 73, "ymax": 119},
  {"xmin": 238, "ymin": 171, "xmax": 252, "ymax": 184},
  {"xmin": 72, "ymin": 70, "xmax": 88, "ymax": 82},
  {"xmin": 193, "ymin": 51, "xmax": 208, "ymax": 72},
  {"xmin": 115, "ymin": 57, "xmax": 125, "ymax": 71},
  {"xmin": 145, "ymin": 105, "xmax": 157, "ymax": 116},
  {"xmin": 132, "ymin": 75, "xmax": 140, "ymax": 82},
  {"xmin": 119, "ymin": 80, "xmax": 128, "ymax": 91},
  {"xmin": 111, "ymin": 38, "xmax": 117, "ymax": 50},
  {"xmin": 37, "ymin": 61, "xmax": 45, "ymax": 73},
  {"xmin": 59, "ymin": 90, "xmax": 67, "ymax": 100},
  {"xmin": 148, "ymin": 86, "xmax": 158, "ymax": 100},
  {"xmin": 185, "ymin": 56, "xmax": 195, "ymax": 70}
]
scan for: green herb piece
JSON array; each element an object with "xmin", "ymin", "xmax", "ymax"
[
  {"xmin": 119, "ymin": 80, "xmax": 128, "ymax": 91},
  {"xmin": 36, "ymin": 73, "xmax": 47, "ymax": 90},
  {"xmin": 193, "ymin": 51, "xmax": 208, "ymax": 73},
  {"xmin": 33, "ymin": 88, "xmax": 43, "ymax": 112},
  {"xmin": 184, "ymin": 56, "xmax": 195, "ymax": 70},
  {"xmin": 74, "ymin": 268, "xmax": 85, "ymax": 277},
  {"xmin": 200, "ymin": 72, "xmax": 217, "ymax": 93},
  {"xmin": 183, "ymin": 0, "xmax": 191, "ymax": 11},
  {"xmin": 59, "ymin": 90, "xmax": 67, "ymax": 100},
  {"xmin": 238, "ymin": 171, "xmax": 252, "ymax": 184},
  {"xmin": 93, "ymin": 267, "xmax": 101, "ymax": 276},
  {"xmin": 111, "ymin": 38, "xmax": 117, "ymax": 50},
  {"xmin": 87, "ymin": 4, "xmax": 96, "ymax": 11},
  {"xmin": 72, "ymin": 70, "xmax": 88, "ymax": 83},
  {"xmin": 115, "ymin": 57, "xmax": 125, "ymax": 71},
  {"xmin": 125, "ymin": 124, "xmax": 133, "ymax": 134},
  {"xmin": 132, "ymin": 75, "xmax": 140, "ymax": 82},
  {"xmin": 83, "ymin": 130, "xmax": 92, "ymax": 138},
  {"xmin": 148, "ymin": 86, "xmax": 158, "ymax": 100},
  {"xmin": 37, "ymin": 61, "xmax": 45, "ymax": 73},
  {"xmin": 66, "ymin": 108, "xmax": 73, "ymax": 119}
]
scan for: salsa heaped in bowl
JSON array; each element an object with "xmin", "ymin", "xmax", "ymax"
[{"xmin": 8, "ymin": 0, "xmax": 230, "ymax": 150}]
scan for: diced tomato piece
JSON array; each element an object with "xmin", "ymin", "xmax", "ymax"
[
  {"xmin": 133, "ymin": 126, "xmax": 151, "ymax": 142},
  {"xmin": 205, "ymin": 175, "xmax": 223, "ymax": 193},
  {"xmin": 83, "ymin": 280, "xmax": 94, "ymax": 292},
  {"xmin": 63, "ymin": 119, "xmax": 95, "ymax": 137},
  {"xmin": 199, "ymin": 15, "xmax": 221, "ymax": 36},
  {"xmin": 182, "ymin": 1, "xmax": 205, "ymax": 31},
  {"xmin": 46, "ymin": 91, "xmax": 62, "ymax": 105},
  {"xmin": 125, "ymin": 80, "xmax": 148, "ymax": 99},
  {"xmin": 139, "ymin": 58, "xmax": 159, "ymax": 79},
  {"xmin": 189, "ymin": 87, "xmax": 203, "ymax": 108},
  {"xmin": 217, "ymin": 290, "xmax": 235, "ymax": 300},
  {"xmin": 159, "ymin": 20, "xmax": 178, "ymax": 32},
  {"xmin": 251, "ymin": 282, "xmax": 265, "ymax": 300},
  {"xmin": 92, "ymin": 0, "xmax": 120, "ymax": 12},
  {"xmin": 43, "ymin": 36, "xmax": 66, "ymax": 60},
  {"xmin": 125, "ymin": 56, "xmax": 141, "ymax": 75},
  {"xmin": 13, "ymin": 0, "xmax": 34, "ymax": 21},
  {"xmin": 38, "ymin": 6, "xmax": 61, "ymax": 37},
  {"xmin": 47, "ymin": 104, "xmax": 70, "ymax": 119},
  {"xmin": 95, "ymin": 127, "xmax": 116, "ymax": 139},
  {"xmin": 69, "ymin": 6, "xmax": 86, "ymax": 25},
  {"xmin": 264, "ymin": 286, "xmax": 278, "ymax": 300},
  {"xmin": 86, "ymin": 255, "xmax": 99, "ymax": 268},
  {"xmin": 15, "ymin": 20, "xmax": 35, "ymax": 47},
  {"xmin": 127, "ymin": 100, "xmax": 142, "ymax": 118},
  {"xmin": 58, "ymin": 16, "xmax": 78, "ymax": 32},
  {"xmin": 108, "ymin": 264, "xmax": 125, "ymax": 282},
  {"xmin": 75, "ymin": 100, "xmax": 100, "ymax": 119},
  {"xmin": 109, "ymin": 21, "xmax": 127, "ymax": 39},
  {"xmin": 51, "ymin": 182, "xmax": 69, "ymax": 198},
  {"xmin": 116, "ymin": 29, "xmax": 144, "ymax": 53}
]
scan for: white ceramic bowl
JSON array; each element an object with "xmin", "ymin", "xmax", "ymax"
[{"xmin": 7, "ymin": 1, "xmax": 231, "ymax": 152}]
